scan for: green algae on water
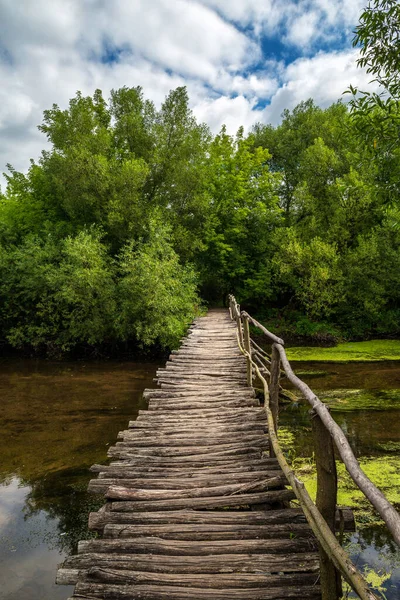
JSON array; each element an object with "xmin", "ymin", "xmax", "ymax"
[
  {"xmin": 286, "ymin": 340, "xmax": 400, "ymax": 362},
  {"xmin": 293, "ymin": 369, "xmax": 330, "ymax": 378},
  {"xmin": 297, "ymin": 456, "xmax": 400, "ymax": 526},
  {"xmin": 319, "ymin": 388, "xmax": 400, "ymax": 412}
]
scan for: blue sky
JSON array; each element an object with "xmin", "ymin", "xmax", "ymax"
[{"xmin": 0, "ymin": 0, "xmax": 376, "ymax": 188}]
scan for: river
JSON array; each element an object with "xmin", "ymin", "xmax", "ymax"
[{"xmin": 0, "ymin": 357, "xmax": 399, "ymax": 599}]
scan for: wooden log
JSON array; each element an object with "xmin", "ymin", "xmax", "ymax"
[
  {"xmin": 102, "ymin": 522, "xmax": 313, "ymax": 540},
  {"xmin": 104, "ymin": 476, "xmax": 286, "ymax": 501},
  {"xmin": 107, "ymin": 441, "xmax": 268, "ymax": 458},
  {"xmin": 78, "ymin": 535, "xmax": 317, "ymax": 556},
  {"xmin": 127, "ymin": 422, "xmax": 267, "ymax": 434},
  {"xmin": 311, "ymin": 409, "xmax": 341, "ymax": 600},
  {"xmin": 155, "ymin": 374, "xmax": 247, "ymax": 383},
  {"xmin": 143, "ymin": 389, "xmax": 254, "ymax": 399},
  {"xmin": 107, "ymin": 489, "xmax": 296, "ymax": 511},
  {"xmin": 90, "ymin": 460, "xmax": 280, "ymax": 477},
  {"xmin": 88, "ymin": 508, "xmax": 306, "ymax": 530},
  {"xmin": 158, "ymin": 368, "xmax": 246, "ymax": 377},
  {"xmin": 147, "ymin": 397, "xmax": 259, "ymax": 408},
  {"xmin": 71, "ymin": 582, "xmax": 321, "ymax": 599},
  {"xmin": 88, "ymin": 506, "xmax": 354, "ymax": 533},
  {"xmin": 146, "ymin": 400, "xmax": 259, "ymax": 411},
  {"xmin": 117, "ymin": 433, "xmax": 267, "ymax": 447},
  {"xmin": 131, "ymin": 416, "xmax": 266, "ymax": 427},
  {"xmin": 111, "ymin": 437, "xmax": 268, "ymax": 452},
  {"xmin": 157, "ymin": 382, "xmax": 248, "ymax": 391},
  {"xmin": 92, "ymin": 470, "xmax": 280, "ymax": 485},
  {"xmin": 90, "ymin": 476, "xmax": 289, "ymax": 496},
  {"xmin": 58, "ymin": 568, "xmax": 318, "ymax": 587},
  {"xmin": 136, "ymin": 407, "xmax": 265, "ymax": 420},
  {"xmin": 87, "ymin": 569, "xmax": 319, "ymax": 588},
  {"xmin": 107, "ymin": 448, "xmax": 266, "ymax": 462},
  {"xmin": 61, "ymin": 550, "xmax": 319, "ymax": 576},
  {"xmin": 168, "ymin": 355, "xmax": 245, "ymax": 362},
  {"xmin": 106, "ymin": 457, "xmax": 279, "ymax": 470},
  {"xmin": 269, "ymin": 343, "xmax": 281, "ymax": 458}
]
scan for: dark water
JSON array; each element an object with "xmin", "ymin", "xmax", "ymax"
[
  {"xmin": 280, "ymin": 361, "xmax": 400, "ymax": 457},
  {"xmin": 0, "ymin": 358, "xmax": 158, "ymax": 600},
  {"xmin": 0, "ymin": 358, "xmax": 399, "ymax": 599},
  {"xmin": 280, "ymin": 361, "xmax": 400, "ymax": 599}
]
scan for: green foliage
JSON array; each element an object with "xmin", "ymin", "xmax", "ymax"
[
  {"xmin": 117, "ymin": 220, "xmax": 201, "ymax": 349},
  {"xmin": 199, "ymin": 126, "xmax": 281, "ymax": 303},
  {"xmin": 273, "ymin": 230, "xmax": 343, "ymax": 320},
  {"xmin": 347, "ymin": 0, "xmax": 400, "ymax": 202},
  {"xmin": 2, "ymin": 65, "xmax": 400, "ymax": 352},
  {"xmin": 0, "ymin": 230, "xmax": 116, "ymax": 352}
]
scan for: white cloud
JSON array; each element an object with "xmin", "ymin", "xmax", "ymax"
[
  {"xmin": 193, "ymin": 95, "xmax": 262, "ymax": 134},
  {"xmin": 263, "ymin": 49, "xmax": 379, "ymax": 124},
  {"xmin": 0, "ymin": 0, "xmax": 374, "ymax": 190},
  {"xmin": 200, "ymin": 0, "xmax": 366, "ymax": 46},
  {"xmin": 285, "ymin": 11, "xmax": 320, "ymax": 48}
]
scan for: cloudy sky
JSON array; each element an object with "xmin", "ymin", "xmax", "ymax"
[{"xmin": 0, "ymin": 0, "xmax": 374, "ymax": 188}]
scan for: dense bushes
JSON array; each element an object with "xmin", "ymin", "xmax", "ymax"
[{"xmin": 2, "ymin": 73, "xmax": 400, "ymax": 353}]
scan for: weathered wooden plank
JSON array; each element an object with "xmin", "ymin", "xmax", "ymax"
[
  {"xmin": 116, "ymin": 433, "xmax": 268, "ymax": 447},
  {"xmin": 78, "ymin": 536, "xmax": 318, "ymax": 556},
  {"xmin": 135, "ymin": 408, "xmax": 265, "ymax": 420},
  {"xmin": 58, "ymin": 568, "xmax": 319, "ymax": 587},
  {"xmin": 92, "ymin": 470, "xmax": 281, "ymax": 486},
  {"xmin": 105, "ymin": 457, "xmax": 279, "ymax": 469},
  {"xmin": 90, "ymin": 459, "xmax": 280, "ymax": 476},
  {"xmin": 127, "ymin": 422, "xmax": 267, "ymax": 434},
  {"xmin": 88, "ymin": 508, "xmax": 306, "ymax": 530},
  {"xmin": 71, "ymin": 582, "xmax": 321, "ymax": 599},
  {"xmin": 146, "ymin": 400, "xmax": 259, "ymax": 411},
  {"xmin": 107, "ymin": 489, "xmax": 296, "ymax": 511},
  {"xmin": 106, "ymin": 448, "xmax": 266, "ymax": 462},
  {"xmin": 102, "ymin": 522, "xmax": 313, "ymax": 540},
  {"xmin": 104, "ymin": 476, "xmax": 286, "ymax": 501},
  {"xmin": 143, "ymin": 388, "xmax": 255, "ymax": 399},
  {"xmin": 143, "ymin": 396, "xmax": 258, "ymax": 405},
  {"xmin": 61, "ymin": 550, "xmax": 319, "ymax": 575},
  {"xmin": 110, "ymin": 439, "xmax": 268, "ymax": 455}
]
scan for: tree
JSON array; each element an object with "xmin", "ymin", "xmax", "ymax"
[
  {"xmin": 199, "ymin": 126, "xmax": 281, "ymax": 303},
  {"xmin": 117, "ymin": 219, "xmax": 200, "ymax": 349},
  {"xmin": 347, "ymin": 0, "xmax": 400, "ymax": 202},
  {"xmin": 251, "ymin": 101, "xmax": 349, "ymax": 224}
]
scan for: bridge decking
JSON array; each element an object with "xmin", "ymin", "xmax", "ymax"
[{"xmin": 57, "ymin": 309, "xmax": 321, "ymax": 599}]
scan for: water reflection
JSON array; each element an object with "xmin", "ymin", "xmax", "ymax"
[
  {"xmin": 1, "ymin": 357, "xmax": 399, "ymax": 599},
  {"xmin": 0, "ymin": 359, "xmax": 158, "ymax": 600}
]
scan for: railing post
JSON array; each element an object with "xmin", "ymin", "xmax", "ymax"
[
  {"xmin": 311, "ymin": 410, "xmax": 342, "ymax": 600},
  {"xmin": 242, "ymin": 314, "xmax": 252, "ymax": 387},
  {"xmin": 236, "ymin": 304, "xmax": 244, "ymax": 348},
  {"xmin": 269, "ymin": 343, "xmax": 280, "ymax": 458},
  {"xmin": 228, "ymin": 295, "xmax": 233, "ymax": 320}
]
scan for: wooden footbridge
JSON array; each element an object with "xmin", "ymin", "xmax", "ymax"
[{"xmin": 57, "ymin": 299, "xmax": 400, "ymax": 600}]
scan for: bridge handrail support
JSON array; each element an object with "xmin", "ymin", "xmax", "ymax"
[{"xmin": 228, "ymin": 294, "xmax": 400, "ymax": 600}]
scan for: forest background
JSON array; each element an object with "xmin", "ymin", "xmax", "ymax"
[{"xmin": 1, "ymin": 0, "xmax": 399, "ymax": 356}]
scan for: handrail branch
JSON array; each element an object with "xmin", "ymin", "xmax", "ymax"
[{"xmin": 228, "ymin": 294, "xmax": 400, "ymax": 600}]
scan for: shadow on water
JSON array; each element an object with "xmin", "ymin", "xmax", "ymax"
[{"xmin": 0, "ymin": 358, "xmax": 158, "ymax": 600}]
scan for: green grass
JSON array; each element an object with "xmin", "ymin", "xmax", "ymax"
[{"xmin": 286, "ymin": 339, "xmax": 400, "ymax": 362}]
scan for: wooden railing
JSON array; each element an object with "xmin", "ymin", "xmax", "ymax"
[{"xmin": 228, "ymin": 295, "xmax": 400, "ymax": 600}]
